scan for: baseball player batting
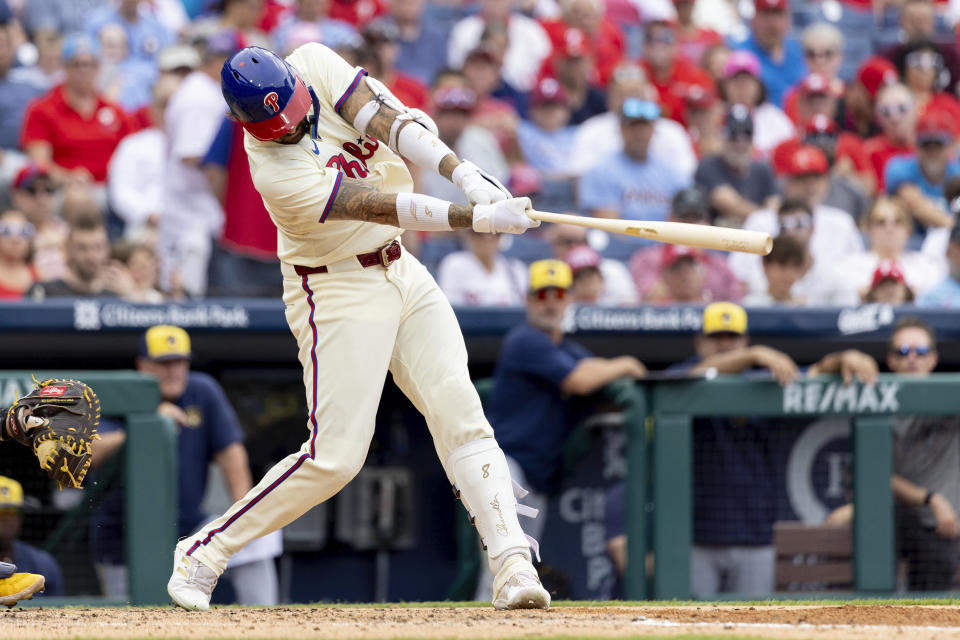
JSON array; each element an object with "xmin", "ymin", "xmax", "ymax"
[{"xmin": 166, "ymin": 43, "xmax": 548, "ymax": 611}]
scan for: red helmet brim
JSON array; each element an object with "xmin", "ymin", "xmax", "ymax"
[{"xmin": 242, "ymin": 77, "xmax": 312, "ymax": 141}]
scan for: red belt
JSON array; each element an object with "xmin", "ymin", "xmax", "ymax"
[{"xmin": 293, "ymin": 240, "xmax": 402, "ymax": 276}]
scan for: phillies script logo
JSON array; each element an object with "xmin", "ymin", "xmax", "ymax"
[
  {"xmin": 39, "ymin": 385, "xmax": 67, "ymax": 397},
  {"xmin": 326, "ymin": 137, "xmax": 380, "ymax": 178},
  {"xmin": 263, "ymin": 91, "xmax": 280, "ymax": 113}
]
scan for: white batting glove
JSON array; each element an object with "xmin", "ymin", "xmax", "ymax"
[
  {"xmin": 473, "ymin": 197, "xmax": 540, "ymax": 234},
  {"xmin": 452, "ymin": 160, "xmax": 512, "ymax": 205}
]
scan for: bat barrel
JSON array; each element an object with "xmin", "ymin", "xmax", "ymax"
[{"xmin": 528, "ymin": 210, "xmax": 772, "ymax": 256}]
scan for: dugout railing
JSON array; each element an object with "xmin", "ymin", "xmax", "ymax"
[
  {"xmin": 0, "ymin": 371, "xmax": 176, "ymax": 606},
  {"xmin": 634, "ymin": 373, "xmax": 960, "ymax": 600}
]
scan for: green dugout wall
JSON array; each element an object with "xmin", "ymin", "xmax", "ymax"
[
  {"xmin": 0, "ymin": 372, "xmax": 175, "ymax": 606},
  {"xmin": 632, "ymin": 373, "xmax": 960, "ymax": 599}
]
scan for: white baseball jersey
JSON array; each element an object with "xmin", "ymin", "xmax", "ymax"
[
  {"xmin": 244, "ymin": 43, "xmax": 414, "ymax": 267},
  {"xmin": 180, "ymin": 45, "xmax": 537, "ymax": 589}
]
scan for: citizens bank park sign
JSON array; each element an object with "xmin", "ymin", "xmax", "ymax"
[{"xmin": 73, "ymin": 301, "xmax": 251, "ymax": 330}]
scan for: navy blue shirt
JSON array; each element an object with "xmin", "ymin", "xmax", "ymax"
[
  {"xmin": 13, "ymin": 540, "xmax": 63, "ymax": 595},
  {"xmin": 669, "ymin": 358, "xmax": 778, "ymax": 546},
  {"xmin": 91, "ymin": 372, "xmax": 245, "ymax": 563},
  {"xmin": 488, "ymin": 323, "xmax": 592, "ymax": 493}
]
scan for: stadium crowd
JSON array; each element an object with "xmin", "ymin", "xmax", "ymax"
[{"xmin": 0, "ymin": 0, "xmax": 959, "ymax": 307}]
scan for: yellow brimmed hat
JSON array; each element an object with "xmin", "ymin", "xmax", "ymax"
[
  {"xmin": 142, "ymin": 325, "xmax": 192, "ymax": 361},
  {"xmin": 0, "ymin": 477, "xmax": 24, "ymax": 508},
  {"xmin": 529, "ymin": 259, "xmax": 573, "ymax": 292},
  {"xmin": 702, "ymin": 302, "xmax": 748, "ymax": 336}
]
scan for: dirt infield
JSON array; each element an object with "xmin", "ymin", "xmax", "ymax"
[{"xmin": 5, "ymin": 604, "xmax": 960, "ymax": 639}]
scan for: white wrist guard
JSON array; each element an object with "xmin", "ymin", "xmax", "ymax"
[
  {"xmin": 396, "ymin": 122, "xmax": 455, "ymax": 173},
  {"xmin": 396, "ymin": 193, "xmax": 452, "ymax": 231}
]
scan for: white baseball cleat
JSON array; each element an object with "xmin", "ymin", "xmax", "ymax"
[
  {"xmin": 167, "ymin": 547, "xmax": 218, "ymax": 611},
  {"xmin": 492, "ymin": 569, "xmax": 551, "ymax": 610}
]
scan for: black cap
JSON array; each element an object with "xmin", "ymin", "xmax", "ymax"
[
  {"xmin": 723, "ymin": 104, "xmax": 754, "ymax": 139},
  {"xmin": 671, "ymin": 187, "xmax": 709, "ymax": 220}
]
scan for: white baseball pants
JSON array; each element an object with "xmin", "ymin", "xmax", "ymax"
[{"xmin": 182, "ymin": 250, "xmax": 495, "ymax": 573}]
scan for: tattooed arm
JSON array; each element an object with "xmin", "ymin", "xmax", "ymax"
[
  {"xmin": 325, "ymin": 180, "xmax": 536, "ymax": 234},
  {"xmin": 325, "ymin": 180, "xmax": 475, "ymax": 228}
]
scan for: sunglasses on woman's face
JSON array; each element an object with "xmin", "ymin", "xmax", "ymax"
[
  {"xmin": 804, "ymin": 48, "xmax": 837, "ymax": 60},
  {"xmin": 0, "ymin": 222, "xmax": 35, "ymax": 238},
  {"xmin": 876, "ymin": 102, "xmax": 911, "ymax": 119},
  {"xmin": 892, "ymin": 344, "xmax": 932, "ymax": 357}
]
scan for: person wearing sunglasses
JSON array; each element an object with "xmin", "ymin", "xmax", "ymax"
[
  {"xmin": 897, "ymin": 40, "xmax": 960, "ymax": 128},
  {"xmin": 0, "ymin": 210, "xmax": 37, "ymax": 300},
  {"xmin": 864, "ymin": 83, "xmax": 918, "ymax": 191},
  {"xmin": 579, "ymin": 97, "xmax": 692, "ymax": 222},
  {"xmin": 884, "ymin": 109, "xmax": 960, "ymax": 238},
  {"xmin": 781, "ymin": 23, "xmax": 844, "ymax": 127},
  {"xmin": 641, "ymin": 20, "xmax": 714, "ymax": 123},
  {"xmin": 830, "ymin": 317, "xmax": 960, "ymax": 590},
  {"xmin": 878, "ymin": 0, "xmax": 960, "ymax": 96},
  {"xmin": 480, "ymin": 258, "xmax": 645, "ymax": 599},
  {"xmin": 834, "ymin": 197, "xmax": 942, "ymax": 302},
  {"xmin": 730, "ymin": 147, "xmax": 863, "ymax": 301},
  {"xmin": 8, "ymin": 164, "xmax": 67, "ymax": 283},
  {"xmin": 19, "ymin": 33, "xmax": 134, "ymax": 189},
  {"xmin": 694, "ymin": 105, "xmax": 779, "ymax": 226},
  {"xmin": 919, "ymin": 222, "xmax": 960, "ymax": 307}
]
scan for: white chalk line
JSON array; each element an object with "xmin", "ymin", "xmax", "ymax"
[{"xmin": 631, "ymin": 617, "xmax": 960, "ymax": 633}]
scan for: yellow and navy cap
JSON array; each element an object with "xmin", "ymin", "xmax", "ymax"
[
  {"xmin": 529, "ymin": 259, "xmax": 572, "ymax": 292},
  {"xmin": 0, "ymin": 476, "xmax": 24, "ymax": 508},
  {"xmin": 142, "ymin": 325, "xmax": 191, "ymax": 361},
  {"xmin": 702, "ymin": 302, "xmax": 748, "ymax": 336}
]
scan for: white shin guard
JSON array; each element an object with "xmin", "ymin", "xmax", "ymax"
[{"xmin": 444, "ymin": 438, "xmax": 539, "ymax": 573}]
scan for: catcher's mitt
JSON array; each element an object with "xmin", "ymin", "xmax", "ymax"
[{"xmin": 3, "ymin": 378, "xmax": 101, "ymax": 489}]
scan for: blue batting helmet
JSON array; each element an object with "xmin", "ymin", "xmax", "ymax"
[{"xmin": 221, "ymin": 47, "xmax": 312, "ymax": 141}]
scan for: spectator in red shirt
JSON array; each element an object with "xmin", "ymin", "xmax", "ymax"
[
  {"xmin": 641, "ymin": 20, "xmax": 715, "ymax": 123},
  {"xmin": 896, "ymin": 40, "xmax": 960, "ymax": 124},
  {"xmin": 20, "ymin": 33, "xmax": 134, "ymax": 190},
  {"xmin": 539, "ymin": 0, "xmax": 625, "ymax": 87},
  {"xmin": 864, "ymin": 83, "xmax": 917, "ymax": 191},
  {"xmin": 329, "ymin": 0, "xmax": 388, "ymax": 29},
  {"xmin": 844, "ymin": 56, "xmax": 899, "ymax": 139},
  {"xmin": 672, "ymin": 0, "xmax": 723, "ymax": 66},
  {"xmin": 360, "ymin": 18, "xmax": 428, "ymax": 111},
  {"xmin": 0, "ymin": 209, "xmax": 38, "ymax": 300},
  {"xmin": 789, "ymin": 72, "xmax": 842, "ymax": 129}
]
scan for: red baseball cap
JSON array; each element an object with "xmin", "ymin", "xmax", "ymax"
[
  {"xmin": 661, "ymin": 245, "xmax": 705, "ymax": 269},
  {"xmin": 560, "ymin": 28, "xmax": 591, "ymax": 58},
  {"xmin": 856, "ymin": 56, "xmax": 899, "ymax": 99},
  {"xmin": 916, "ymin": 108, "xmax": 956, "ymax": 143},
  {"xmin": 683, "ymin": 80, "xmax": 718, "ymax": 109},
  {"xmin": 755, "ymin": 0, "xmax": 788, "ymax": 12},
  {"xmin": 798, "ymin": 72, "xmax": 839, "ymax": 98},
  {"xmin": 804, "ymin": 113, "xmax": 838, "ymax": 136},
  {"xmin": 530, "ymin": 77, "xmax": 568, "ymax": 107},
  {"xmin": 870, "ymin": 261, "xmax": 906, "ymax": 288},
  {"xmin": 13, "ymin": 163, "xmax": 50, "ymax": 190},
  {"xmin": 565, "ymin": 245, "xmax": 602, "ymax": 274},
  {"xmin": 784, "ymin": 145, "xmax": 828, "ymax": 176}
]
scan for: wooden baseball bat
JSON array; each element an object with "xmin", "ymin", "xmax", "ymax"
[{"xmin": 528, "ymin": 210, "xmax": 773, "ymax": 255}]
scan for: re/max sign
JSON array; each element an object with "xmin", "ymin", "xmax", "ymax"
[{"xmin": 783, "ymin": 381, "xmax": 901, "ymax": 414}]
